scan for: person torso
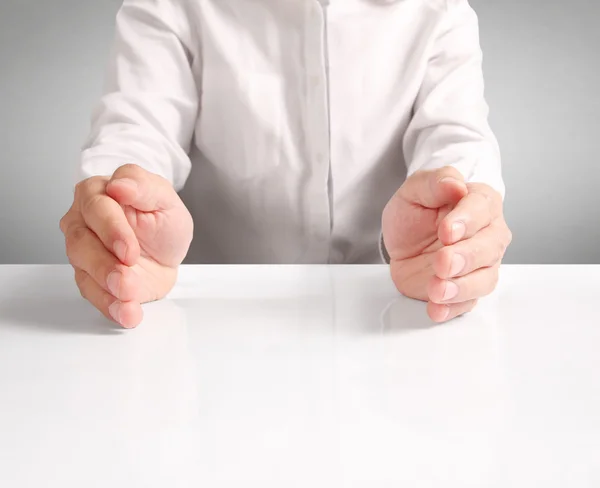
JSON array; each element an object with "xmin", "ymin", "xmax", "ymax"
[{"xmin": 178, "ymin": 0, "xmax": 448, "ymax": 264}]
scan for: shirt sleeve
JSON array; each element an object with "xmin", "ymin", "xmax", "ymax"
[
  {"xmin": 402, "ymin": 0, "xmax": 505, "ymax": 198},
  {"xmin": 78, "ymin": 0, "xmax": 200, "ymax": 191},
  {"xmin": 379, "ymin": 230, "xmax": 391, "ymax": 265}
]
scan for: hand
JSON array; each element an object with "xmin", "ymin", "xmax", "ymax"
[
  {"xmin": 382, "ymin": 166, "xmax": 512, "ymax": 323},
  {"xmin": 59, "ymin": 164, "xmax": 193, "ymax": 328}
]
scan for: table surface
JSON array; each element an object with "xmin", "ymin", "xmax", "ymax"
[{"xmin": 1, "ymin": 265, "xmax": 599, "ymax": 487}]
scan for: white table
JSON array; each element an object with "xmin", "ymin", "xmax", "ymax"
[{"xmin": 0, "ymin": 265, "xmax": 599, "ymax": 487}]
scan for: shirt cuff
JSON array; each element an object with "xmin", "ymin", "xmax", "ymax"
[{"xmin": 379, "ymin": 231, "xmax": 391, "ymax": 264}]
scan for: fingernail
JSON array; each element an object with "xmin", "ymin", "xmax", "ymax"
[
  {"xmin": 443, "ymin": 280, "xmax": 459, "ymax": 301},
  {"xmin": 440, "ymin": 177, "xmax": 460, "ymax": 185},
  {"xmin": 449, "ymin": 254, "xmax": 466, "ymax": 277},
  {"xmin": 114, "ymin": 240, "xmax": 127, "ymax": 263},
  {"xmin": 114, "ymin": 178, "xmax": 138, "ymax": 192},
  {"xmin": 439, "ymin": 305, "xmax": 450, "ymax": 322},
  {"xmin": 107, "ymin": 271, "xmax": 121, "ymax": 297},
  {"xmin": 451, "ymin": 222, "xmax": 466, "ymax": 242},
  {"xmin": 108, "ymin": 301, "xmax": 121, "ymax": 323}
]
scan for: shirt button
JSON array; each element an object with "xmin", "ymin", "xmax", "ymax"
[{"xmin": 310, "ymin": 75, "xmax": 320, "ymax": 88}]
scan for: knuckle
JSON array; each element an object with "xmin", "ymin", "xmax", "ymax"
[
  {"xmin": 59, "ymin": 215, "xmax": 69, "ymax": 234},
  {"xmin": 475, "ymin": 191, "xmax": 493, "ymax": 211},
  {"xmin": 75, "ymin": 176, "xmax": 108, "ymax": 206},
  {"xmin": 116, "ymin": 163, "xmax": 143, "ymax": 179},
  {"xmin": 438, "ymin": 166, "xmax": 462, "ymax": 179},
  {"xmin": 71, "ymin": 225, "xmax": 89, "ymax": 245},
  {"xmin": 80, "ymin": 193, "xmax": 105, "ymax": 218},
  {"xmin": 75, "ymin": 178, "xmax": 94, "ymax": 199},
  {"xmin": 482, "ymin": 191, "xmax": 494, "ymax": 205},
  {"xmin": 66, "ymin": 252, "xmax": 77, "ymax": 268},
  {"xmin": 65, "ymin": 226, "xmax": 88, "ymax": 254},
  {"xmin": 506, "ymin": 228, "xmax": 514, "ymax": 246},
  {"xmin": 74, "ymin": 180, "xmax": 85, "ymax": 199},
  {"xmin": 467, "ymin": 186, "xmax": 498, "ymax": 216}
]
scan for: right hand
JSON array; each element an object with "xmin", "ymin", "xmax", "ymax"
[{"xmin": 60, "ymin": 164, "xmax": 193, "ymax": 328}]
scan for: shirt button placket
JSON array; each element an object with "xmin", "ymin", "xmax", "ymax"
[{"xmin": 305, "ymin": 0, "xmax": 332, "ymax": 262}]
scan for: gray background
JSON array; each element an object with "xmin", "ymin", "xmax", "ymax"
[{"xmin": 0, "ymin": 0, "xmax": 598, "ymax": 264}]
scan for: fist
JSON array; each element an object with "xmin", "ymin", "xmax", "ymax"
[
  {"xmin": 382, "ymin": 167, "xmax": 512, "ymax": 323},
  {"xmin": 59, "ymin": 164, "xmax": 193, "ymax": 328}
]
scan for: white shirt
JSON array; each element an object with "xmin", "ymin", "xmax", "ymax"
[{"xmin": 78, "ymin": 0, "xmax": 504, "ymax": 264}]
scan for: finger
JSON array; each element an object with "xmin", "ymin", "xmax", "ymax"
[
  {"xmin": 75, "ymin": 178, "xmax": 140, "ymax": 266},
  {"xmin": 65, "ymin": 223, "xmax": 142, "ymax": 302},
  {"xmin": 59, "ymin": 203, "xmax": 77, "ymax": 235},
  {"xmin": 433, "ymin": 221, "xmax": 511, "ymax": 279},
  {"xmin": 427, "ymin": 299, "xmax": 478, "ymax": 323},
  {"xmin": 106, "ymin": 164, "xmax": 179, "ymax": 212},
  {"xmin": 428, "ymin": 265, "xmax": 500, "ymax": 304},
  {"xmin": 75, "ymin": 268, "xmax": 143, "ymax": 329},
  {"xmin": 390, "ymin": 252, "xmax": 435, "ymax": 302},
  {"xmin": 398, "ymin": 166, "xmax": 468, "ymax": 209},
  {"xmin": 438, "ymin": 185, "xmax": 503, "ymax": 245}
]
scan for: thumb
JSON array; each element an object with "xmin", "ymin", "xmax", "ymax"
[
  {"xmin": 106, "ymin": 164, "xmax": 178, "ymax": 212},
  {"xmin": 398, "ymin": 167, "xmax": 468, "ymax": 209}
]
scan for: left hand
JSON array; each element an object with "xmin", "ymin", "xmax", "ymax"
[{"xmin": 382, "ymin": 166, "xmax": 512, "ymax": 323}]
